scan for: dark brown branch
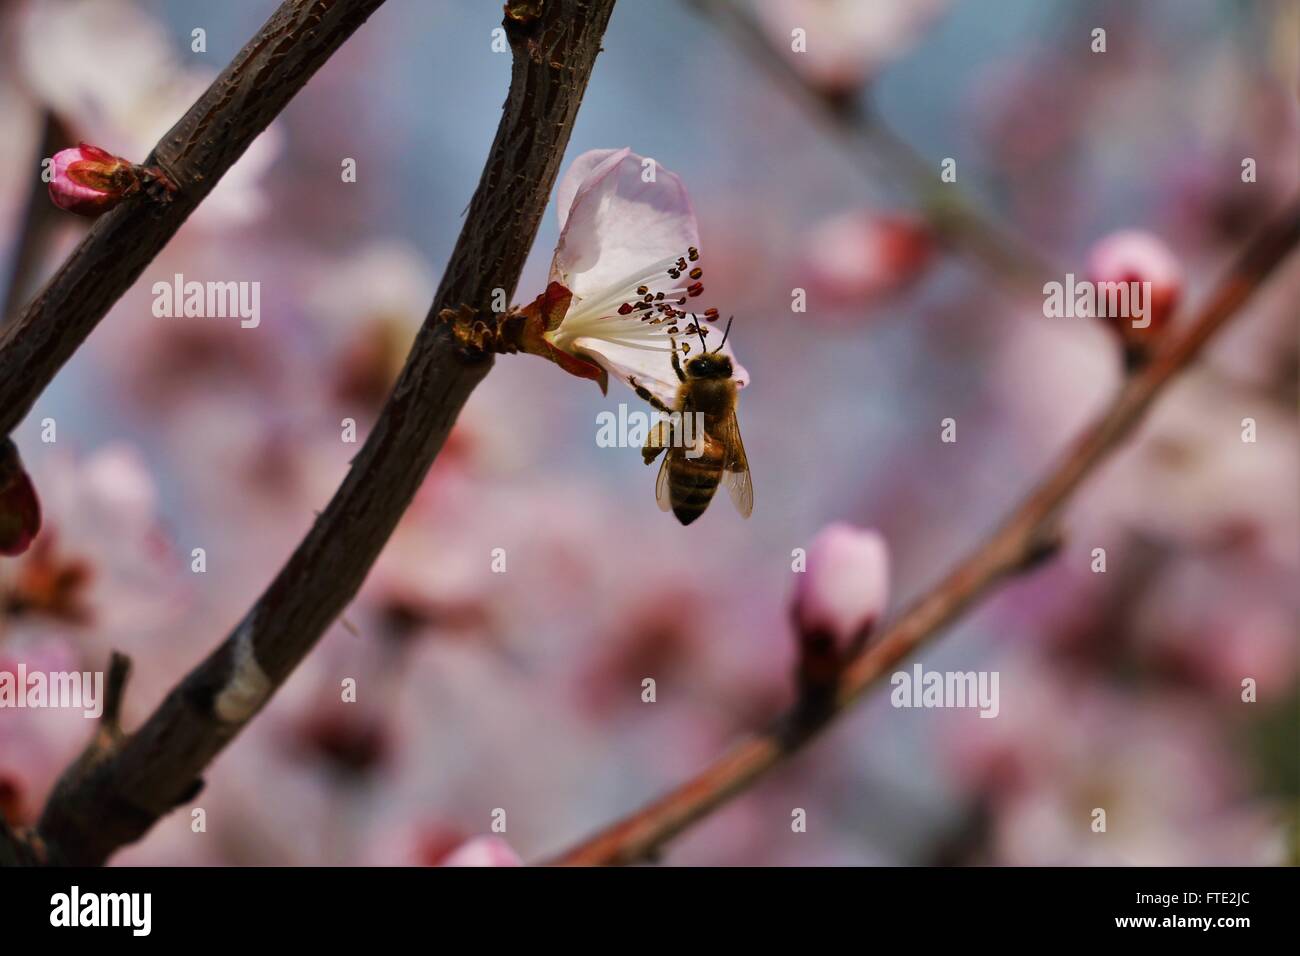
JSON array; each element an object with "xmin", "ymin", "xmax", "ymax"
[
  {"xmin": 99, "ymin": 652, "xmax": 132, "ymax": 731},
  {"xmin": 1, "ymin": 111, "xmax": 69, "ymax": 332},
  {"xmin": 545, "ymin": 197, "xmax": 1300, "ymax": 866},
  {"xmin": 0, "ymin": 0, "xmax": 390, "ymax": 437},
  {"xmin": 0, "ymin": 817, "xmax": 43, "ymax": 866},
  {"xmin": 32, "ymin": 0, "xmax": 617, "ymax": 867}
]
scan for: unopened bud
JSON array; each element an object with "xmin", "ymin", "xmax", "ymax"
[
  {"xmin": 793, "ymin": 523, "xmax": 890, "ymax": 696},
  {"xmin": 47, "ymin": 143, "xmax": 174, "ymax": 217},
  {"xmin": 1088, "ymin": 229, "xmax": 1183, "ymax": 365}
]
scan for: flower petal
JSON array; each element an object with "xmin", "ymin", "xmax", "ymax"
[{"xmin": 550, "ymin": 148, "xmax": 700, "ymax": 302}]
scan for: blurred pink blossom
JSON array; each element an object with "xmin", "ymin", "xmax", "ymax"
[
  {"xmin": 756, "ymin": 0, "xmax": 949, "ymax": 96},
  {"xmin": 1094, "ymin": 370, "xmax": 1298, "ymax": 566},
  {"xmin": 0, "ymin": 639, "xmax": 90, "ymax": 826},
  {"xmin": 3, "ymin": 444, "xmax": 192, "ymax": 690},
  {"xmin": 945, "ymin": 664, "xmax": 1285, "ymax": 864},
  {"xmin": 800, "ymin": 210, "xmax": 933, "ymax": 308},
  {"xmin": 1135, "ymin": 552, "xmax": 1298, "ymax": 698},
  {"xmin": 308, "ymin": 240, "xmax": 433, "ymax": 415},
  {"xmin": 440, "ymin": 836, "xmax": 523, "ymax": 867}
]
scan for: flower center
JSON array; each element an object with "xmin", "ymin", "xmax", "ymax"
[{"xmin": 547, "ymin": 247, "xmax": 721, "ymax": 355}]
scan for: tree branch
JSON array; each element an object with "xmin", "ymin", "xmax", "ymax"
[
  {"xmin": 544, "ymin": 196, "xmax": 1300, "ymax": 866},
  {"xmin": 1, "ymin": 111, "xmax": 69, "ymax": 332},
  {"xmin": 30, "ymin": 0, "xmax": 617, "ymax": 867},
  {"xmin": 0, "ymin": 0, "xmax": 390, "ymax": 437},
  {"xmin": 691, "ymin": 0, "xmax": 1055, "ymax": 300}
]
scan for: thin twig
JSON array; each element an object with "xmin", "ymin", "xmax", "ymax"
[
  {"xmin": 544, "ymin": 197, "xmax": 1300, "ymax": 865},
  {"xmin": 30, "ymin": 0, "xmax": 618, "ymax": 867},
  {"xmin": 691, "ymin": 0, "xmax": 1055, "ymax": 299},
  {"xmin": 0, "ymin": 111, "xmax": 69, "ymax": 332},
  {"xmin": 0, "ymin": 0, "xmax": 390, "ymax": 437}
]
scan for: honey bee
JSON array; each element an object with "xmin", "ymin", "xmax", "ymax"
[{"xmin": 632, "ymin": 316, "xmax": 752, "ymax": 525}]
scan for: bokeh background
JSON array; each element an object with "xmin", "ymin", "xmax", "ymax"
[{"xmin": 1, "ymin": 0, "xmax": 1296, "ymax": 865}]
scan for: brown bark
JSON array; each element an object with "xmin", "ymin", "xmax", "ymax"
[{"xmin": 31, "ymin": 0, "xmax": 618, "ymax": 866}]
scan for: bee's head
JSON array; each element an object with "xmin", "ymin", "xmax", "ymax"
[{"xmin": 686, "ymin": 353, "xmax": 732, "ymax": 379}]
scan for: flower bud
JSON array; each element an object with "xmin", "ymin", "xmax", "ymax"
[
  {"xmin": 47, "ymin": 144, "xmax": 141, "ymax": 217},
  {"xmin": 0, "ymin": 440, "xmax": 41, "ymax": 557},
  {"xmin": 440, "ymin": 836, "xmax": 522, "ymax": 867},
  {"xmin": 1087, "ymin": 229, "xmax": 1183, "ymax": 364},
  {"xmin": 794, "ymin": 523, "xmax": 890, "ymax": 652}
]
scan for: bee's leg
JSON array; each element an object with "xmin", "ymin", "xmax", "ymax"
[
  {"xmin": 669, "ymin": 336, "xmax": 686, "ymax": 382},
  {"xmin": 628, "ymin": 375, "xmax": 673, "ymax": 414},
  {"xmin": 642, "ymin": 419, "xmax": 673, "ymax": 465}
]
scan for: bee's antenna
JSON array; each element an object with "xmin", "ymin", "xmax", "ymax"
[
  {"xmin": 693, "ymin": 315, "xmax": 708, "ymax": 354},
  {"xmin": 714, "ymin": 314, "xmax": 734, "ymax": 352}
]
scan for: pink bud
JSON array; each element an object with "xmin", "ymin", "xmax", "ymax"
[
  {"xmin": 48, "ymin": 144, "xmax": 140, "ymax": 217},
  {"xmin": 0, "ymin": 440, "xmax": 41, "ymax": 557},
  {"xmin": 795, "ymin": 523, "xmax": 890, "ymax": 646},
  {"xmin": 1087, "ymin": 229, "xmax": 1183, "ymax": 355},
  {"xmin": 440, "ymin": 836, "xmax": 523, "ymax": 867}
]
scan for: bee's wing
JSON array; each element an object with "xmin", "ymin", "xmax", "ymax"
[
  {"xmin": 717, "ymin": 410, "xmax": 753, "ymax": 518},
  {"xmin": 643, "ymin": 418, "xmax": 673, "ymax": 466},
  {"xmin": 655, "ymin": 449, "xmax": 674, "ymax": 512}
]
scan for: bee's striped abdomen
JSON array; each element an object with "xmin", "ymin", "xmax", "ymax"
[{"xmin": 669, "ymin": 443, "xmax": 724, "ymax": 525}]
